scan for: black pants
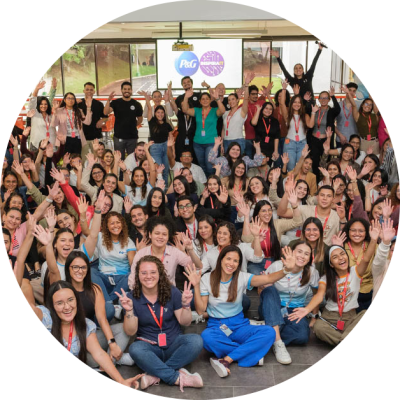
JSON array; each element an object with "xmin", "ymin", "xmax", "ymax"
[
  {"xmin": 65, "ymin": 137, "xmax": 82, "ymax": 155},
  {"xmin": 357, "ymin": 290, "xmax": 373, "ymax": 313},
  {"xmin": 308, "ymin": 134, "xmax": 326, "ymax": 178}
]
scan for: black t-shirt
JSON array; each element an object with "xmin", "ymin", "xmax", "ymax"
[
  {"xmin": 78, "ymin": 98, "xmax": 106, "ymax": 141},
  {"xmin": 210, "ymin": 97, "xmax": 229, "ymax": 136},
  {"xmin": 149, "ymin": 118, "xmax": 173, "ymax": 143},
  {"xmin": 78, "ymin": 290, "xmax": 95, "ymax": 321},
  {"xmin": 110, "ymin": 98, "xmax": 143, "ymax": 139},
  {"xmin": 9, "ymin": 254, "xmax": 30, "ymax": 280},
  {"xmin": 252, "ymin": 116, "xmax": 280, "ymax": 156},
  {"xmin": 175, "ymin": 92, "xmax": 201, "ymax": 139}
]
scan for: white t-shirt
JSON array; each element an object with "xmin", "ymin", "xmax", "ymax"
[
  {"xmin": 287, "ymin": 114, "xmax": 306, "ymax": 142},
  {"xmin": 222, "ymin": 109, "xmax": 247, "ymax": 140},
  {"xmin": 200, "ymin": 271, "xmax": 254, "ymax": 318},
  {"xmin": 336, "ymin": 147, "xmax": 366, "ymax": 165},
  {"xmin": 125, "ymin": 183, "xmax": 153, "ymax": 206},
  {"xmin": 41, "ymin": 261, "xmax": 65, "ymax": 287},
  {"xmin": 192, "ymin": 240, "xmax": 216, "ymax": 262},
  {"xmin": 172, "ymin": 162, "xmax": 207, "ymax": 184},
  {"xmin": 201, "ymin": 242, "xmax": 264, "ymax": 273},
  {"xmin": 320, "ymin": 266, "xmax": 361, "ymax": 313},
  {"xmin": 267, "ymin": 261, "xmax": 319, "ymax": 308}
]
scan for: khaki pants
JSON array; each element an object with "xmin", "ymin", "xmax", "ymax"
[
  {"xmin": 30, "ymin": 278, "xmax": 44, "ymax": 305},
  {"xmin": 313, "ymin": 308, "xmax": 366, "ymax": 346},
  {"xmin": 360, "ymin": 137, "xmax": 379, "ymax": 154}
]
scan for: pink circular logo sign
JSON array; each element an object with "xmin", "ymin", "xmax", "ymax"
[{"xmin": 200, "ymin": 51, "xmax": 225, "ymax": 76}]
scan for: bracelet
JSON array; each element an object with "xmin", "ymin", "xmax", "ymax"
[
  {"xmin": 94, "ymin": 209, "xmax": 101, "ymax": 214},
  {"xmin": 125, "ymin": 308, "xmax": 133, "ymax": 312},
  {"xmin": 282, "ymin": 267, "xmax": 290, "ymax": 275},
  {"xmin": 40, "ymin": 147, "xmax": 46, "ymax": 151},
  {"xmin": 292, "ymin": 205, "xmax": 298, "ymax": 210},
  {"xmin": 311, "ymin": 112, "xmax": 316, "ymax": 115},
  {"xmin": 49, "ymin": 230, "xmax": 55, "ymax": 233},
  {"xmin": 80, "ymin": 218, "xmax": 87, "ymax": 222},
  {"xmin": 182, "ymin": 303, "xmax": 190, "ymax": 308},
  {"xmin": 46, "ymin": 198, "xmax": 53, "ymax": 203}
]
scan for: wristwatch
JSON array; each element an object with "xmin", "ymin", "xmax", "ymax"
[{"xmin": 107, "ymin": 338, "xmax": 116, "ymax": 345}]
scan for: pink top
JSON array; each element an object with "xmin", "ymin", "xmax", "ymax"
[
  {"xmin": 10, "ymin": 222, "xmax": 27, "ymax": 257},
  {"xmin": 128, "ymin": 245, "xmax": 192, "ymax": 289},
  {"xmin": 377, "ymin": 117, "xmax": 389, "ymax": 148}
]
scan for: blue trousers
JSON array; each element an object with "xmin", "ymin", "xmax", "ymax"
[
  {"xmin": 129, "ymin": 334, "xmax": 203, "ymax": 385},
  {"xmin": 90, "ymin": 268, "xmax": 130, "ymax": 303},
  {"xmin": 283, "ymin": 138, "xmax": 307, "ymax": 172},
  {"xmin": 223, "ymin": 138, "xmax": 246, "ymax": 155},
  {"xmin": 258, "ymin": 286, "xmax": 310, "ymax": 346},
  {"xmin": 244, "ymin": 139, "xmax": 255, "ymax": 158},
  {"xmin": 193, "ymin": 142, "xmax": 215, "ymax": 176},
  {"xmin": 247, "ymin": 258, "xmax": 274, "ymax": 275},
  {"xmin": 202, "ymin": 312, "xmax": 275, "ymax": 367},
  {"xmin": 150, "ymin": 141, "xmax": 169, "ymax": 187}
]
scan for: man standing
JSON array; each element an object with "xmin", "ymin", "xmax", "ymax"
[
  {"xmin": 104, "ymin": 81, "xmax": 143, "ymax": 159},
  {"xmin": 78, "ymin": 82, "xmax": 107, "ymax": 159}
]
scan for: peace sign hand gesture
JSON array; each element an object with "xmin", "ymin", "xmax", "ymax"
[
  {"xmin": 114, "ymin": 288, "xmax": 134, "ymax": 312},
  {"xmin": 182, "ymin": 281, "xmax": 193, "ymax": 305}
]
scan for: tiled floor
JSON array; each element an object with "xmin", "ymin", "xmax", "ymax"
[{"xmin": 115, "ymin": 287, "xmax": 333, "ymax": 399}]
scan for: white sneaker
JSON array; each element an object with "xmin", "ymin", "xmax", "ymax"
[
  {"xmin": 272, "ymin": 340, "xmax": 292, "ymax": 365},
  {"xmin": 258, "ymin": 357, "xmax": 264, "ymax": 366},
  {"xmin": 249, "ymin": 319, "xmax": 265, "ymax": 326},
  {"xmin": 114, "ymin": 305, "xmax": 123, "ymax": 320},
  {"xmin": 191, "ymin": 311, "xmax": 205, "ymax": 324},
  {"xmin": 116, "ymin": 353, "xmax": 135, "ymax": 366}
]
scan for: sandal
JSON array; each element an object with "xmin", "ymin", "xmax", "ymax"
[{"xmin": 210, "ymin": 357, "xmax": 231, "ymax": 378}]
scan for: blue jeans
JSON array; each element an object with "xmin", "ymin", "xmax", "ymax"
[
  {"xmin": 90, "ymin": 268, "xmax": 130, "ymax": 303},
  {"xmin": 273, "ymin": 137, "xmax": 287, "ymax": 168},
  {"xmin": 244, "ymin": 139, "xmax": 255, "ymax": 158},
  {"xmin": 223, "ymin": 138, "xmax": 246, "ymax": 155},
  {"xmin": 247, "ymin": 258, "xmax": 274, "ymax": 275},
  {"xmin": 150, "ymin": 141, "xmax": 169, "ymax": 187},
  {"xmin": 129, "ymin": 334, "xmax": 203, "ymax": 385},
  {"xmin": 258, "ymin": 286, "xmax": 310, "ymax": 346},
  {"xmin": 93, "ymin": 302, "xmax": 115, "ymax": 325},
  {"xmin": 202, "ymin": 312, "xmax": 275, "ymax": 367},
  {"xmin": 193, "ymin": 142, "xmax": 215, "ymax": 176},
  {"xmin": 283, "ymin": 138, "xmax": 307, "ymax": 172}
]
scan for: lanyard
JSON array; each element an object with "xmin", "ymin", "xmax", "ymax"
[
  {"xmin": 234, "ymin": 180, "xmax": 243, "ymax": 192},
  {"xmin": 315, "ymin": 207, "xmax": 329, "ymax": 231},
  {"xmin": 9, "ymin": 232, "xmax": 17, "ymax": 255},
  {"xmin": 184, "ymin": 114, "xmax": 192, "ymax": 133},
  {"xmin": 210, "ymin": 196, "xmax": 215, "ymax": 209},
  {"xmin": 151, "ymin": 247, "xmax": 167, "ymax": 263},
  {"xmin": 204, "ymin": 243, "xmax": 208, "ymax": 252},
  {"xmin": 147, "ymin": 304, "xmax": 164, "ymax": 331},
  {"xmin": 262, "ymin": 118, "xmax": 271, "ymax": 136},
  {"xmin": 286, "ymin": 272, "xmax": 303, "ymax": 308},
  {"xmin": 342, "ymin": 102, "xmax": 352, "ymax": 120},
  {"xmin": 202, "ymin": 108, "xmax": 210, "ymax": 130},
  {"xmin": 65, "ymin": 109, "xmax": 75, "ymax": 132},
  {"xmin": 336, "ymin": 273, "xmax": 350, "ymax": 318},
  {"xmin": 362, "ymin": 113, "xmax": 372, "ymax": 133},
  {"xmin": 42, "ymin": 114, "xmax": 50, "ymax": 137},
  {"xmin": 293, "ymin": 115, "xmax": 301, "ymax": 134},
  {"xmin": 348, "ymin": 204, "xmax": 353, "ymax": 220},
  {"xmin": 348, "ymin": 242, "xmax": 366, "ymax": 266},
  {"xmin": 185, "ymin": 220, "xmax": 196, "ymax": 240},
  {"xmin": 67, "ymin": 321, "xmax": 74, "ymax": 352},
  {"xmin": 262, "ymin": 229, "xmax": 271, "ymax": 257},
  {"xmin": 317, "ymin": 109, "xmax": 326, "ymax": 129}
]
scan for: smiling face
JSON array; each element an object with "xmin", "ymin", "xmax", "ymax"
[
  {"xmin": 173, "ymin": 179, "xmax": 185, "ymax": 195},
  {"xmin": 53, "ymin": 288, "xmax": 77, "ymax": 323},
  {"xmin": 39, "ymin": 99, "xmax": 48, "ymax": 113},
  {"xmin": 293, "ymin": 244, "xmax": 311, "ymax": 268},
  {"xmin": 295, "ymin": 182, "xmax": 308, "ymax": 199},
  {"xmin": 346, "ymin": 183, "xmax": 355, "ymax": 201},
  {"xmin": 55, "ymin": 232, "xmax": 75, "ymax": 259},
  {"xmin": 135, "ymin": 146, "xmax": 146, "ymax": 161},
  {"xmin": 294, "ymin": 63, "xmax": 304, "ymax": 78},
  {"xmin": 228, "ymin": 145, "xmax": 241, "ymax": 160},
  {"xmin": 249, "ymin": 178, "xmax": 263, "ymax": 196},
  {"xmin": 69, "ymin": 257, "xmax": 88, "ymax": 284},
  {"xmin": 178, "ymin": 199, "xmax": 194, "ymax": 220},
  {"xmin": 304, "ymin": 223, "xmax": 320, "ymax": 242},
  {"xmin": 318, "ymin": 92, "xmax": 330, "ymax": 108},
  {"xmin": 138, "ymin": 261, "xmax": 159, "ymax": 291},
  {"xmin": 349, "ymin": 137, "xmax": 360, "ymax": 151},
  {"xmin": 3, "ymin": 209, "xmax": 22, "ymax": 231},
  {"xmin": 372, "ymin": 171, "xmax": 382, "ymax": 187},
  {"xmin": 198, "ymin": 220, "xmax": 213, "ymax": 241},
  {"xmin": 103, "ymin": 176, "xmax": 117, "ymax": 193},
  {"xmin": 181, "ymin": 168, "xmax": 193, "ymax": 183},
  {"xmin": 258, "ymin": 204, "xmax": 273, "ymax": 225},
  {"xmin": 91, "ymin": 167, "xmax": 104, "ymax": 183},
  {"xmin": 234, "ymin": 163, "xmax": 246, "ymax": 178},
  {"xmin": 249, "ymin": 89, "xmax": 258, "ymax": 103},
  {"xmin": 292, "ymin": 97, "xmax": 302, "ymax": 112},
  {"xmin": 362, "ymin": 100, "xmax": 374, "ymax": 113},
  {"xmin": 335, "ymin": 179, "xmax": 346, "ymax": 195},
  {"xmin": 207, "ymin": 178, "xmax": 219, "ymax": 194},
  {"xmin": 152, "ymin": 91, "xmax": 162, "ymax": 105},
  {"xmin": 301, "ymin": 158, "xmax": 312, "ymax": 175},
  {"xmin": 130, "ymin": 207, "xmax": 148, "ymax": 228},
  {"xmin": 328, "ymin": 164, "xmax": 340, "ymax": 178},
  {"xmin": 372, "ymin": 202, "xmax": 384, "ymax": 220},
  {"xmin": 317, "ymin": 188, "xmax": 334, "ymax": 209},
  {"xmin": 330, "ymin": 248, "xmax": 349, "ymax": 274},
  {"xmin": 103, "ymin": 152, "xmax": 114, "ymax": 166},
  {"xmin": 200, "ymin": 94, "xmax": 211, "ymax": 108},
  {"xmin": 133, "ymin": 170, "xmax": 145, "ymax": 187},
  {"xmin": 151, "ymin": 190, "xmax": 163, "ymax": 209},
  {"xmin": 107, "ymin": 216, "xmax": 122, "ymax": 238},
  {"xmin": 348, "ymin": 221, "xmax": 366, "ymax": 244},
  {"xmin": 217, "ymin": 226, "xmax": 232, "ymax": 247},
  {"xmin": 180, "ymin": 152, "xmax": 193, "ymax": 167},
  {"xmin": 228, "ymin": 94, "xmax": 238, "ymax": 108},
  {"xmin": 141, "ymin": 160, "xmax": 150, "ymax": 173},
  {"xmin": 149, "ymin": 224, "xmax": 169, "ymax": 248},
  {"xmin": 342, "ymin": 147, "xmax": 354, "ymax": 162},
  {"xmin": 64, "ymin": 94, "xmax": 75, "ymax": 108},
  {"xmin": 181, "ymin": 78, "xmax": 192, "ymax": 91},
  {"xmin": 221, "ymin": 251, "xmax": 240, "ymax": 277},
  {"xmin": 363, "ymin": 157, "xmax": 377, "ymax": 173},
  {"xmin": 9, "ymin": 195, "xmax": 23, "ymax": 210},
  {"xmin": 121, "ymin": 84, "xmax": 132, "ymax": 99},
  {"xmin": 57, "ymin": 213, "xmax": 75, "ymax": 232},
  {"xmin": 3, "ymin": 174, "xmax": 18, "ymax": 191},
  {"xmin": 262, "ymin": 104, "xmax": 273, "ymax": 118},
  {"xmin": 53, "ymin": 188, "xmax": 65, "ymax": 205},
  {"xmin": 155, "ymin": 108, "xmax": 165, "ymax": 122}
]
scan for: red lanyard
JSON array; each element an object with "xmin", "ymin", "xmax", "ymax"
[
  {"xmin": 204, "ymin": 243, "xmax": 208, "ymax": 252},
  {"xmin": 147, "ymin": 304, "xmax": 163, "ymax": 331},
  {"xmin": 42, "ymin": 114, "xmax": 50, "ymax": 137},
  {"xmin": 293, "ymin": 115, "xmax": 301, "ymax": 134},
  {"xmin": 317, "ymin": 109, "xmax": 326, "ymax": 129},
  {"xmin": 10, "ymin": 232, "xmax": 17, "ymax": 255},
  {"xmin": 342, "ymin": 102, "xmax": 352, "ymax": 120},
  {"xmin": 151, "ymin": 247, "xmax": 167, "ymax": 263},
  {"xmin": 67, "ymin": 321, "xmax": 74, "ymax": 351},
  {"xmin": 210, "ymin": 196, "xmax": 215, "ymax": 209},
  {"xmin": 202, "ymin": 108, "xmax": 210, "ymax": 130},
  {"xmin": 348, "ymin": 205, "xmax": 353, "ymax": 220},
  {"xmin": 315, "ymin": 207, "xmax": 329, "ymax": 231},
  {"xmin": 362, "ymin": 113, "xmax": 372, "ymax": 133},
  {"xmin": 65, "ymin": 109, "xmax": 76, "ymax": 137},
  {"xmin": 185, "ymin": 221, "xmax": 196, "ymax": 240},
  {"xmin": 262, "ymin": 118, "xmax": 271, "ymax": 136},
  {"xmin": 226, "ymin": 107, "xmax": 240, "ymax": 136},
  {"xmin": 348, "ymin": 242, "xmax": 366, "ymax": 266},
  {"xmin": 262, "ymin": 229, "xmax": 271, "ymax": 257},
  {"xmin": 336, "ymin": 273, "xmax": 350, "ymax": 318},
  {"xmin": 234, "ymin": 180, "xmax": 243, "ymax": 192}
]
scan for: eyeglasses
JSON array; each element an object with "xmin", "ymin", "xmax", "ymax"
[
  {"xmin": 319, "ymin": 96, "xmax": 329, "ymax": 100},
  {"xmin": 364, "ymin": 103, "xmax": 373, "ymax": 108},
  {"xmin": 178, "ymin": 204, "xmax": 193, "ymax": 210},
  {"xmin": 54, "ymin": 297, "xmax": 76, "ymax": 309},
  {"xmin": 63, "ymin": 174, "xmax": 70, "ymax": 178},
  {"xmin": 92, "ymin": 171, "xmax": 103, "ymax": 176},
  {"xmin": 70, "ymin": 265, "xmax": 87, "ymax": 272},
  {"xmin": 349, "ymin": 229, "xmax": 366, "ymax": 234}
]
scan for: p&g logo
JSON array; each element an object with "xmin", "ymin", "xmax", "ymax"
[{"xmin": 175, "ymin": 52, "xmax": 199, "ymax": 76}]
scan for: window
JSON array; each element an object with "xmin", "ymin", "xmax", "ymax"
[
  {"xmin": 330, "ymin": 52, "xmax": 343, "ymax": 92},
  {"xmin": 42, "ymin": 59, "xmax": 63, "ymax": 97},
  {"xmin": 62, "ymin": 44, "xmax": 96, "ymax": 95},
  {"xmin": 243, "ymin": 41, "xmax": 271, "ymax": 90},
  {"xmin": 307, "ymin": 41, "xmax": 332, "ymax": 94},
  {"xmin": 130, "ymin": 44, "xmax": 156, "ymax": 95},
  {"xmin": 96, "ymin": 44, "xmax": 131, "ymax": 95}
]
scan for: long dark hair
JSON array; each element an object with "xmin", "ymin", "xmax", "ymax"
[
  {"xmin": 253, "ymin": 200, "xmax": 281, "ymax": 260},
  {"xmin": 349, "ymin": 134, "xmax": 361, "ymax": 160},
  {"xmin": 295, "ymin": 179, "xmax": 310, "ymax": 205},
  {"xmin": 361, "ymin": 154, "xmax": 380, "ymax": 180},
  {"xmin": 287, "ymin": 94, "xmax": 306, "ymax": 129},
  {"xmin": 3, "ymin": 192, "xmax": 28, "ymax": 222},
  {"xmin": 1, "ymin": 171, "xmax": 19, "ymax": 192},
  {"xmin": 210, "ymin": 245, "xmax": 243, "ymax": 302},
  {"xmin": 180, "ymin": 167, "xmax": 198, "ymax": 195},
  {"xmin": 300, "ymin": 217, "xmax": 325, "ymax": 264},
  {"xmin": 226, "ymin": 142, "xmax": 243, "ymax": 169},
  {"xmin": 36, "ymin": 96, "xmax": 52, "ymax": 115},
  {"xmin": 146, "ymin": 187, "xmax": 166, "ymax": 217},
  {"xmin": 150, "ymin": 105, "xmax": 167, "ymax": 134},
  {"xmin": 338, "ymin": 143, "xmax": 355, "ymax": 162},
  {"xmin": 130, "ymin": 167, "xmax": 148, "ymax": 200},
  {"xmin": 173, "ymin": 175, "xmax": 191, "ymax": 197},
  {"xmin": 46, "ymin": 281, "xmax": 88, "ymax": 362},
  {"xmin": 207, "ymin": 174, "xmax": 223, "ymax": 209},
  {"xmin": 228, "ymin": 160, "xmax": 247, "ymax": 191},
  {"xmin": 274, "ymin": 89, "xmax": 290, "ymax": 107},
  {"xmin": 323, "ymin": 246, "xmax": 350, "ymax": 302},
  {"xmin": 89, "ymin": 163, "xmax": 106, "ymax": 187},
  {"xmin": 345, "ymin": 179, "xmax": 365, "ymax": 210},
  {"xmin": 369, "ymin": 168, "xmax": 388, "ymax": 187},
  {"xmin": 59, "ymin": 92, "xmax": 83, "ymax": 130},
  {"xmin": 291, "ymin": 241, "xmax": 313, "ymax": 286},
  {"xmin": 358, "ymin": 98, "xmax": 374, "ymax": 114},
  {"xmin": 343, "ymin": 218, "xmax": 371, "ymax": 245},
  {"xmin": 244, "ymin": 176, "xmax": 269, "ymax": 205},
  {"xmin": 195, "ymin": 215, "xmax": 217, "ymax": 255},
  {"xmin": 265, "ymin": 167, "xmax": 284, "ymax": 198}
]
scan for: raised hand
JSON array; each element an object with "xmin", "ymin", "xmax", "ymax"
[
  {"xmin": 156, "ymin": 164, "xmax": 165, "ymax": 175},
  {"xmin": 336, "ymin": 202, "xmax": 346, "ymax": 220},
  {"xmin": 215, "ymin": 185, "xmax": 228, "ymax": 204},
  {"xmin": 183, "ymin": 264, "xmax": 202, "ymax": 287},
  {"xmin": 184, "ymin": 88, "xmax": 194, "ymax": 98},
  {"xmin": 137, "ymin": 90, "xmax": 150, "ymax": 100},
  {"xmin": 271, "ymin": 167, "xmax": 281, "ymax": 183},
  {"xmin": 95, "ymin": 190, "xmax": 106, "ymax": 211},
  {"xmin": 244, "ymin": 72, "xmax": 255, "ymax": 85},
  {"xmin": 114, "ymin": 288, "xmax": 133, "ymax": 312},
  {"xmin": 201, "ymin": 186, "xmax": 210, "ymax": 200},
  {"xmin": 136, "ymin": 237, "xmax": 149, "ymax": 251},
  {"xmin": 281, "ymin": 246, "xmax": 296, "ymax": 272},
  {"xmin": 27, "ymin": 213, "xmax": 37, "ymax": 234},
  {"xmin": 39, "ymin": 138, "xmax": 49, "ymax": 150},
  {"xmin": 44, "ymin": 207, "xmax": 57, "ymax": 230},
  {"xmin": 181, "ymin": 231, "xmax": 193, "ymax": 251},
  {"xmin": 35, "ymin": 80, "xmax": 46, "ymax": 92},
  {"xmin": 341, "ymin": 85, "xmax": 350, "ymax": 95},
  {"xmin": 382, "ymin": 198, "xmax": 393, "ymax": 219},
  {"xmin": 114, "ymin": 150, "xmax": 122, "ymax": 164},
  {"xmin": 3, "ymin": 189, "xmax": 12, "ymax": 202},
  {"xmin": 325, "ymin": 126, "xmax": 333, "ymax": 139},
  {"xmin": 249, "ymin": 216, "xmax": 263, "ymax": 237},
  {"xmin": 201, "ymin": 80, "xmax": 210, "ymax": 88},
  {"xmin": 12, "ymin": 160, "xmax": 24, "ymax": 176},
  {"xmin": 62, "ymin": 153, "xmax": 71, "ymax": 166},
  {"xmin": 214, "ymin": 136, "xmax": 223, "ymax": 147},
  {"xmin": 282, "ymin": 79, "xmax": 289, "ymax": 90},
  {"xmin": 287, "ymin": 189, "xmax": 298, "ymax": 207},
  {"xmin": 27, "ymin": 109, "xmax": 36, "ymax": 118},
  {"xmin": 50, "ymin": 167, "xmax": 66, "ymax": 184},
  {"xmin": 47, "ymin": 181, "xmax": 60, "ymax": 201},
  {"xmin": 9, "ymin": 134, "xmax": 18, "ymax": 147},
  {"xmin": 331, "ymin": 231, "xmax": 347, "ymax": 247},
  {"xmin": 56, "ymin": 131, "xmax": 66, "ymax": 145},
  {"xmin": 301, "ymin": 144, "xmax": 310, "ymax": 158},
  {"xmin": 86, "ymin": 152, "xmax": 96, "ymax": 168},
  {"xmin": 173, "ymin": 234, "xmax": 185, "ymax": 253},
  {"xmin": 52, "ymin": 100, "xmax": 60, "ymax": 111},
  {"xmin": 346, "ymin": 166, "xmax": 357, "ymax": 181},
  {"xmin": 167, "ymin": 134, "xmax": 175, "ymax": 147},
  {"xmin": 123, "ymin": 196, "xmax": 133, "ymax": 214},
  {"xmin": 312, "ymin": 104, "xmax": 319, "ymax": 113},
  {"xmin": 303, "ymin": 91, "xmax": 312, "ymax": 102},
  {"xmin": 318, "ymin": 167, "xmax": 330, "ymax": 179},
  {"xmin": 281, "ymin": 152, "xmax": 289, "ymax": 165},
  {"xmin": 369, "ymin": 219, "xmax": 381, "ymax": 242},
  {"xmin": 236, "ymin": 200, "xmax": 250, "ymax": 218},
  {"xmin": 365, "ymin": 182, "xmax": 375, "ymax": 193},
  {"xmin": 285, "ymin": 173, "xmax": 296, "ymax": 193},
  {"xmin": 360, "ymin": 163, "xmax": 372, "ymax": 177},
  {"xmin": 51, "ymin": 77, "xmax": 57, "ymax": 89},
  {"xmin": 181, "ymin": 281, "xmax": 193, "ymax": 305},
  {"xmin": 45, "ymin": 143, "xmax": 54, "ymax": 159},
  {"xmin": 333, "ymin": 178, "xmax": 341, "ymax": 194},
  {"xmin": 329, "ymin": 86, "xmax": 335, "ymax": 97},
  {"xmin": 76, "ymin": 195, "xmax": 89, "ymax": 216},
  {"xmin": 108, "ymin": 91, "xmax": 115, "ymax": 102},
  {"xmin": 253, "ymin": 140, "xmax": 261, "ymax": 152},
  {"xmin": 381, "ymin": 218, "xmax": 396, "ymax": 244},
  {"xmin": 213, "ymin": 163, "xmax": 222, "ymax": 175},
  {"xmin": 156, "ymin": 179, "xmax": 166, "ymax": 191},
  {"xmin": 32, "ymin": 225, "xmax": 52, "ymax": 246},
  {"xmin": 270, "ymin": 49, "xmax": 280, "ymax": 58}
]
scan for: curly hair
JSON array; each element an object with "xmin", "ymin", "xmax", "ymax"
[
  {"xmin": 101, "ymin": 211, "xmax": 129, "ymax": 251},
  {"xmin": 216, "ymin": 221, "xmax": 239, "ymax": 246},
  {"xmin": 133, "ymin": 255, "xmax": 171, "ymax": 306}
]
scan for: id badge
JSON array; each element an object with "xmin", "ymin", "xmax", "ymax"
[
  {"xmin": 285, "ymin": 138, "xmax": 290, "ymax": 144},
  {"xmin": 281, "ymin": 307, "xmax": 289, "ymax": 318},
  {"xmin": 265, "ymin": 136, "xmax": 270, "ymax": 143},
  {"xmin": 336, "ymin": 320, "xmax": 345, "ymax": 331},
  {"xmin": 71, "ymin": 131, "xmax": 76, "ymax": 139},
  {"xmin": 225, "ymin": 130, "xmax": 229, "ymax": 137},
  {"xmin": 46, "ymin": 131, "xmax": 50, "ymax": 138},
  {"xmin": 108, "ymin": 276, "xmax": 116, "ymax": 286},
  {"xmin": 295, "ymin": 229, "xmax": 301, "ymax": 237},
  {"xmin": 201, "ymin": 130, "xmax": 206, "ymax": 137},
  {"xmin": 316, "ymin": 131, "xmax": 321, "ymax": 138},
  {"xmin": 344, "ymin": 121, "xmax": 349, "ymax": 127},
  {"xmin": 119, "ymin": 138, "xmax": 123, "ymax": 142},
  {"xmin": 295, "ymin": 135, "xmax": 300, "ymax": 142},
  {"xmin": 220, "ymin": 324, "xmax": 233, "ymax": 337},
  {"xmin": 185, "ymin": 137, "xmax": 189, "ymax": 146},
  {"xmin": 264, "ymin": 260, "xmax": 272, "ymax": 269},
  {"xmin": 158, "ymin": 333, "xmax": 167, "ymax": 347},
  {"xmin": 367, "ymin": 134, "xmax": 371, "ymax": 141}
]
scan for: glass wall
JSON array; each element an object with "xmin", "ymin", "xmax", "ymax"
[
  {"xmin": 42, "ymin": 60, "xmax": 63, "ymax": 97},
  {"xmin": 243, "ymin": 41, "xmax": 271, "ymax": 90},
  {"xmin": 330, "ymin": 52, "xmax": 343, "ymax": 92},
  {"xmin": 130, "ymin": 44, "xmax": 157, "ymax": 94},
  {"xmin": 307, "ymin": 41, "xmax": 332, "ymax": 93}
]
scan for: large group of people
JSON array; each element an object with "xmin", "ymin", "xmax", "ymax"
[{"xmin": 4, "ymin": 42, "xmax": 397, "ymax": 392}]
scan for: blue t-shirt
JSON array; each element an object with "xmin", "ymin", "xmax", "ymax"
[
  {"xmin": 38, "ymin": 306, "xmax": 96, "ymax": 357},
  {"xmin": 128, "ymin": 286, "xmax": 182, "ymax": 348},
  {"xmin": 194, "ymin": 107, "xmax": 219, "ymax": 144}
]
